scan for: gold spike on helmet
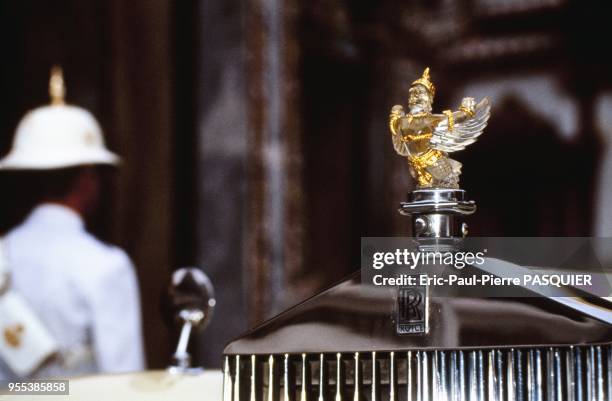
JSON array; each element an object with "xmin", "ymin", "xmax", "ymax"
[
  {"xmin": 49, "ymin": 66, "xmax": 66, "ymax": 106},
  {"xmin": 411, "ymin": 67, "xmax": 435, "ymax": 97}
]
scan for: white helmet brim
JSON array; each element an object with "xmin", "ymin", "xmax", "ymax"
[{"xmin": 0, "ymin": 148, "xmax": 120, "ymax": 170}]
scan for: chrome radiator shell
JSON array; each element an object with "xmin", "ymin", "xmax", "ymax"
[
  {"xmin": 224, "ymin": 273, "xmax": 612, "ymax": 355},
  {"xmin": 223, "ymin": 272, "xmax": 612, "ymax": 401}
]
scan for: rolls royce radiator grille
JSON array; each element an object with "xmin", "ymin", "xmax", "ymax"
[{"xmin": 223, "ymin": 345, "xmax": 612, "ymax": 401}]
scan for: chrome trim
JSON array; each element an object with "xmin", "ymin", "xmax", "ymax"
[
  {"xmin": 335, "ymin": 353, "xmax": 343, "ymax": 401},
  {"xmin": 353, "ymin": 352, "xmax": 361, "ymax": 401},
  {"xmin": 223, "ymin": 346, "xmax": 612, "ymax": 401},
  {"xmin": 285, "ymin": 354, "xmax": 294, "ymax": 401},
  {"xmin": 389, "ymin": 352, "xmax": 396, "ymax": 401},
  {"xmin": 371, "ymin": 351, "xmax": 379, "ymax": 401},
  {"xmin": 319, "ymin": 354, "xmax": 326, "ymax": 401},
  {"xmin": 250, "ymin": 355, "xmax": 257, "ymax": 401},
  {"xmin": 267, "ymin": 355, "xmax": 277, "ymax": 401},
  {"xmin": 224, "ymin": 356, "xmax": 233, "ymax": 401},
  {"xmin": 301, "ymin": 353, "xmax": 310, "ymax": 401},
  {"xmin": 234, "ymin": 355, "xmax": 241, "ymax": 401}
]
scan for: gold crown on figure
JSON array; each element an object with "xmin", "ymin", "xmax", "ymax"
[{"xmin": 411, "ymin": 67, "xmax": 435, "ymax": 97}]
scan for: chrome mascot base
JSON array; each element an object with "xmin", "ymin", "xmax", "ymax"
[{"xmin": 399, "ymin": 188, "xmax": 475, "ymax": 239}]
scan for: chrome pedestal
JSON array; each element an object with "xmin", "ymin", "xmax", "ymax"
[{"xmin": 399, "ymin": 188, "xmax": 476, "ymax": 238}]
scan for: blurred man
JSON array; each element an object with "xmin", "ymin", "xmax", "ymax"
[{"xmin": 0, "ymin": 68, "xmax": 144, "ymax": 379}]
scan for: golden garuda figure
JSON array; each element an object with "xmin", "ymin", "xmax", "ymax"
[{"xmin": 389, "ymin": 68, "xmax": 491, "ymax": 188}]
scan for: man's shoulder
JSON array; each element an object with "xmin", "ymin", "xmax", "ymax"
[
  {"xmin": 5, "ymin": 225, "xmax": 133, "ymax": 275},
  {"xmin": 71, "ymin": 232, "xmax": 133, "ymax": 273}
]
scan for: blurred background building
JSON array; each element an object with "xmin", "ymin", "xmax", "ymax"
[{"xmin": 1, "ymin": 0, "xmax": 611, "ymax": 368}]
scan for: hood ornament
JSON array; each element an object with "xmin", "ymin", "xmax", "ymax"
[
  {"xmin": 388, "ymin": 68, "xmax": 492, "ymax": 335},
  {"xmin": 389, "ymin": 67, "xmax": 491, "ymax": 189},
  {"xmin": 389, "ymin": 67, "xmax": 492, "ymax": 239}
]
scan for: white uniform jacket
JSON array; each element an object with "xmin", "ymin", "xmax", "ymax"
[{"xmin": 0, "ymin": 204, "xmax": 145, "ymax": 379}]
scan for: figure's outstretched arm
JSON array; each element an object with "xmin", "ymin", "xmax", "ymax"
[
  {"xmin": 434, "ymin": 97, "xmax": 478, "ymax": 131},
  {"xmin": 454, "ymin": 97, "xmax": 478, "ymax": 123},
  {"xmin": 430, "ymin": 97, "xmax": 491, "ymax": 153},
  {"xmin": 389, "ymin": 105, "xmax": 405, "ymax": 136}
]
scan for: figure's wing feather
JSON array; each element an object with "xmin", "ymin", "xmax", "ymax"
[{"xmin": 431, "ymin": 97, "xmax": 491, "ymax": 153}]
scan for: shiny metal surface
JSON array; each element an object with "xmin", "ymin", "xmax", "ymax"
[
  {"xmin": 268, "ymin": 354, "xmax": 278, "ymax": 401},
  {"xmin": 399, "ymin": 189, "xmax": 476, "ymax": 217},
  {"xmin": 223, "ymin": 209, "xmax": 611, "ymax": 401},
  {"xmin": 354, "ymin": 352, "xmax": 362, "ymax": 401},
  {"xmin": 336, "ymin": 353, "xmax": 344, "ymax": 401},
  {"xmin": 224, "ymin": 273, "xmax": 612, "ymax": 355},
  {"xmin": 167, "ymin": 267, "xmax": 216, "ymax": 371},
  {"xmin": 222, "ymin": 347, "xmax": 612, "ymax": 401},
  {"xmin": 399, "ymin": 189, "xmax": 476, "ymax": 238},
  {"xmin": 301, "ymin": 353, "xmax": 310, "ymax": 401},
  {"xmin": 224, "ymin": 357, "xmax": 233, "ymax": 401},
  {"xmin": 233, "ymin": 355, "xmax": 241, "ymax": 401},
  {"xmin": 168, "ymin": 267, "xmax": 216, "ymax": 330},
  {"xmin": 223, "ymin": 269, "xmax": 612, "ymax": 401}
]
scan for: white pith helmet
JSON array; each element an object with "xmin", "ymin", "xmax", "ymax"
[{"xmin": 0, "ymin": 67, "xmax": 120, "ymax": 170}]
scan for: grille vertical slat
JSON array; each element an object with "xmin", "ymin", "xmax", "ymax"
[
  {"xmin": 460, "ymin": 351, "xmax": 467, "ymax": 401},
  {"xmin": 527, "ymin": 350, "xmax": 534, "ymax": 401},
  {"xmin": 439, "ymin": 351, "xmax": 448, "ymax": 401},
  {"xmin": 372, "ymin": 351, "xmax": 380, "ymax": 401},
  {"xmin": 517, "ymin": 349, "xmax": 526, "ymax": 401},
  {"xmin": 423, "ymin": 351, "xmax": 430, "ymax": 401},
  {"xmin": 449, "ymin": 351, "xmax": 459, "ymax": 401},
  {"xmin": 496, "ymin": 350, "xmax": 504, "ymax": 401},
  {"xmin": 487, "ymin": 350, "xmax": 497, "ymax": 401},
  {"xmin": 417, "ymin": 351, "xmax": 423, "ymax": 401},
  {"xmin": 554, "ymin": 349, "xmax": 563, "ymax": 401},
  {"xmin": 251, "ymin": 355, "xmax": 258, "ymax": 401},
  {"xmin": 300, "ymin": 353, "xmax": 311, "ymax": 401},
  {"xmin": 537, "ymin": 349, "xmax": 544, "ymax": 401},
  {"xmin": 576, "ymin": 347, "xmax": 584, "ymax": 401},
  {"xmin": 354, "ymin": 352, "xmax": 363, "ymax": 401},
  {"xmin": 225, "ymin": 356, "xmax": 234, "ymax": 401},
  {"xmin": 469, "ymin": 351, "xmax": 478, "ymax": 401},
  {"xmin": 234, "ymin": 355, "xmax": 242, "ymax": 401},
  {"xmin": 567, "ymin": 348, "xmax": 575, "ymax": 401},
  {"xmin": 224, "ymin": 345, "xmax": 612, "ymax": 401},
  {"xmin": 508, "ymin": 350, "xmax": 515, "ymax": 401},
  {"xmin": 268, "ymin": 355, "xmax": 279, "ymax": 401},
  {"xmin": 547, "ymin": 349, "xmax": 555, "ymax": 401},
  {"xmin": 588, "ymin": 348, "xmax": 595, "ymax": 401},
  {"xmin": 432, "ymin": 351, "xmax": 440, "ymax": 401},
  {"xmin": 596, "ymin": 347, "xmax": 604, "ymax": 401},
  {"xmin": 336, "ymin": 353, "xmax": 345, "ymax": 401},
  {"xmin": 449, "ymin": 352, "xmax": 457, "ymax": 401},
  {"xmin": 390, "ymin": 352, "xmax": 397, "ymax": 401},
  {"xmin": 408, "ymin": 351, "xmax": 415, "ymax": 401},
  {"xmin": 477, "ymin": 351, "xmax": 485, "ymax": 401}
]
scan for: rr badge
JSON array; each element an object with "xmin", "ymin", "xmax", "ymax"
[{"xmin": 396, "ymin": 286, "xmax": 428, "ymax": 335}]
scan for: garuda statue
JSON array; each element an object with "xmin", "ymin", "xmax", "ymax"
[{"xmin": 389, "ymin": 68, "xmax": 491, "ymax": 188}]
